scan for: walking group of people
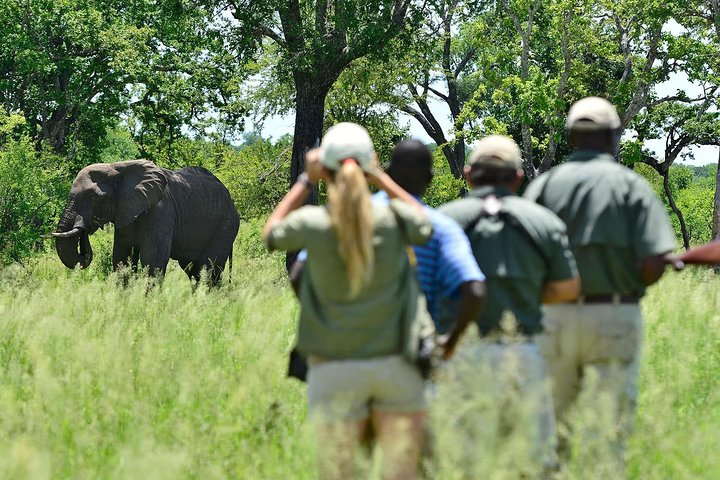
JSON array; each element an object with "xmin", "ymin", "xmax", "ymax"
[{"xmin": 262, "ymin": 96, "xmax": 677, "ymax": 479}]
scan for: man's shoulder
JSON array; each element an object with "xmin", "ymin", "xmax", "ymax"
[
  {"xmin": 425, "ymin": 207, "xmax": 467, "ymax": 238},
  {"xmin": 437, "ymin": 197, "xmax": 480, "ymax": 217},
  {"xmin": 504, "ymin": 196, "xmax": 566, "ymax": 231}
]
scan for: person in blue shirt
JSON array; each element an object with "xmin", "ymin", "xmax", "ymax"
[
  {"xmin": 378, "ymin": 140, "xmax": 486, "ymax": 358},
  {"xmin": 293, "ymin": 140, "xmax": 486, "ymax": 360}
]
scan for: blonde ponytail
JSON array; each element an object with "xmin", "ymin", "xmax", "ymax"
[{"xmin": 327, "ymin": 161, "xmax": 375, "ymax": 298}]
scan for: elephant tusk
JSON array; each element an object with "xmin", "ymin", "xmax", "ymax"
[{"xmin": 51, "ymin": 227, "xmax": 82, "ymax": 238}]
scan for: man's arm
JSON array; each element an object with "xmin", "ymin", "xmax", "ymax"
[
  {"xmin": 664, "ymin": 240, "xmax": 720, "ymax": 270},
  {"xmin": 437, "ymin": 280, "xmax": 485, "ymax": 360},
  {"xmin": 288, "ymin": 259, "xmax": 304, "ymax": 297},
  {"xmin": 542, "ymin": 277, "xmax": 580, "ymax": 304}
]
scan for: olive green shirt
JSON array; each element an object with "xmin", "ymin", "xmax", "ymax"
[
  {"xmin": 267, "ymin": 200, "xmax": 433, "ymax": 359},
  {"xmin": 524, "ymin": 150, "xmax": 676, "ymax": 296},
  {"xmin": 439, "ymin": 186, "xmax": 577, "ymax": 335}
]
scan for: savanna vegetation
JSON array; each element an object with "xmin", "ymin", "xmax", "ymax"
[
  {"xmin": 1, "ymin": 0, "xmax": 720, "ymax": 478},
  {"xmin": 0, "ymin": 231, "xmax": 719, "ymax": 479}
]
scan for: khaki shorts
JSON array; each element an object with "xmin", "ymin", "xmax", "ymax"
[{"xmin": 307, "ymin": 355, "xmax": 426, "ymax": 422}]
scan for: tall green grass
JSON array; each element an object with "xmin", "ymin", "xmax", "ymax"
[{"xmin": 1, "ymin": 227, "xmax": 719, "ymax": 479}]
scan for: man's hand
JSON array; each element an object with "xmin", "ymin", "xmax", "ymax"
[{"xmin": 436, "ymin": 333, "xmax": 459, "ymax": 361}]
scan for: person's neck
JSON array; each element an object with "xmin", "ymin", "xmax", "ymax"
[
  {"xmin": 469, "ymin": 182, "xmax": 517, "ymax": 193},
  {"xmin": 573, "ymin": 144, "xmax": 613, "ymax": 154}
]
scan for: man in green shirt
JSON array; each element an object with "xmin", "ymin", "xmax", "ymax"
[
  {"xmin": 524, "ymin": 97, "xmax": 676, "ymax": 460},
  {"xmin": 439, "ymin": 135, "xmax": 580, "ymax": 474}
]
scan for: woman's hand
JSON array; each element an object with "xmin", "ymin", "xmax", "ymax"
[
  {"xmin": 364, "ymin": 154, "xmax": 385, "ymax": 187},
  {"xmin": 306, "ymin": 148, "xmax": 329, "ymax": 184}
]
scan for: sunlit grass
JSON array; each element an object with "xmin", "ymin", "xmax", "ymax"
[{"xmin": 1, "ymin": 228, "xmax": 719, "ymax": 478}]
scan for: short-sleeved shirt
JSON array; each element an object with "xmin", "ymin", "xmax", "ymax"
[
  {"xmin": 267, "ymin": 200, "xmax": 433, "ymax": 359},
  {"xmin": 523, "ymin": 150, "xmax": 676, "ymax": 296},
  {"xmin": 373, "ymin": 192, "xmax": 485, "ymax": 332},
  {"xmin": 440, "ymin": 186, "xmax": 577, "ymax": 335}
]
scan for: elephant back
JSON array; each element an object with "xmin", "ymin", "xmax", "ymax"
[{"xmin": 168, "ymin": 166, "xmax": 239, "ymax": 235}]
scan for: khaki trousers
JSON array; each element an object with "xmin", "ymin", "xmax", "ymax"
[{"xmin": 540, "ymin": 302, "xmax": 642, "ymax": 430}]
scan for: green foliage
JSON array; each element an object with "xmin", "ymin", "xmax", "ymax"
[
  {"xmin": 97, "ymin": 126, "xmax": 141, "ymax": 164},
  {"xmin": 326, "ymin": 59, "xmax": 410, "ymax": 163},
  {"xmin": 634, "ymin": 162, "xmax": 715, "ymax": 246},
  {"xmin": 1, "ymin": 252, "xmax": 720, "ymax": 478},
  {"xmin": 0, "ymin": 109, "xmax": 68, "ymax": 265},
  {"xmin": 424, "ymin": 149, "xmax": 466, "ymax": 207},
  {"xmin": 673, "ymin": 183, "xmax": 714, "ymax": 245},
  {"xmin": 217, "ymin": 135, "xmax": 292, "ymax": 220},
  {"xmin": 0, "ymin": 0, "xmax": 244, "ymax": 166}
]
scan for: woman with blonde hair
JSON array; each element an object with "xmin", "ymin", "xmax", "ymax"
[{"xmin": 263, "ymin": 123, "xmax": 433, "ymax": 479}]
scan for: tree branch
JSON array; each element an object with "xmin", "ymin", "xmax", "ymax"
[{"xmin": 453, "ymin": 47, "xmax": 476, "ymax": 78}]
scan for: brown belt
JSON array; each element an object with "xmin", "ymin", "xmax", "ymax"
[{"xmin": 580, "ymin": 294, "xmax": 639, "ymax": 304}]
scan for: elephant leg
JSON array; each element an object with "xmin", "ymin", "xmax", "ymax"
[
  {"xmin": 132, "ymin": 208, "xmax": 174, "ymax": 279},
  {"xmin": 197, "ymin": 239, "xmax": 232, "ymax": 286},
  {"xmin": 137, "ymin": 234, "xmax": 171, "ymax": 279},
  {"xmin": 113, "ymin": 234, "xmax": 134, "ymax": 271},
  {"xmin": 178, "ymin": 259, "xmax": 201, "ymax": 282},
  {"xmin": 130, "ymin": 247, "xmax": 140, "ymax": 273}
]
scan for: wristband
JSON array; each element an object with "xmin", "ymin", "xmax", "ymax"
[{"xmin": 296, "ymin": 172, "xmax": 315, "ymax": 189}]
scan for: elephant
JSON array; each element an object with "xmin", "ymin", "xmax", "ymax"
[{"xmin": 52, "ymin": 160, "xmax": 240, "ymax": 284}]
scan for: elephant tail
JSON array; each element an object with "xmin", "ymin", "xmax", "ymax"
[{"xmin": 228, "ymin": 247, "xmax": 233, "ymax": 284}]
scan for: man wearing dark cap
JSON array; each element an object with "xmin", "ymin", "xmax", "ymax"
[
  {"xmin": 524, "ymin": 97, "xmax": 676, "ymax": 457},
  {"xmin": 439, "ymin": 135, "xmax": 580, "ymax": 473}
]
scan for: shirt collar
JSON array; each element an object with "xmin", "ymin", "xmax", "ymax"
[
  {"xmin": 374, "ymin": 190, "xmax": 426, "ymax": 206},
  {"xmin": 466, "ymin": 185, "xmax": 515, "ymax": 199},
  {"xmin": 569, "ymin": 150, "xmax": 616, "ymax": 163}
]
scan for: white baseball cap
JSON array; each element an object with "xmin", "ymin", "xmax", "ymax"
[
  {"xmin": 566, "ymin": 97, "xmax": 621, "ymax": 131},
  {"xmin": 468, "ymin": 135, "xmax": 523, "ymax": 170},
  {"xmin": 320, "ymin": 122, "xmax": 375, "ymax": 171}
]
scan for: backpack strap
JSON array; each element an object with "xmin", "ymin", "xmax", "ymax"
[
  {"xmin": 463, "ymin": 195, "xmax": 551, "ymax": 270},
  {"xmin": 388, "ymin": 201, "xmax": 419, "ymax": 268}
]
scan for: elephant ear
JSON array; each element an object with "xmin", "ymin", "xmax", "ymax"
[{"xmin": 115, "ymin": 160, "xmax": 168, "ymax": 229}]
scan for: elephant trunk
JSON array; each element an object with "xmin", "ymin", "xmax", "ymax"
[{"xmin": 54, "ymin": 201, "xmax": 93, "ymax": 269}]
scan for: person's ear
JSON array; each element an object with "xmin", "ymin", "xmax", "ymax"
[
  {"xmin": 510, "ymin": 169, "xmax": 524, "ymax": 192},
  {"xmin": 566, "ymin": 130, "xmax": 576, "ymax": 148}
]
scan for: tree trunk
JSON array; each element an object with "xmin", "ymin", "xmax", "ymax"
[
  {"xmin": 291, "ymin": 81, "xmax": 333, "ymax": 204},
  {"xmin": 440, "ymin": 144, "xmax": 464, "ymax": 179},
  {"xmin": 286, "ymin": 79, "xmax": 332, "ymax": 271},
  {"xmin": 663, "ymin": 170, "xmax": 690, "ymax": 250},
  {"xmin": 712, "ymin": 148, "xmax": 720, "ymax": 241}
]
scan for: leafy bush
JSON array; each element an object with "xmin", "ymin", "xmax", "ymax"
[
  {"xmin": 0, "ymin": 109, "xmax": 68, "ymax": 265},
  {"xmin": 634, "ymin": 162, "xmax": 716, "ymax": 246},
  {"xmin": 217, "ymin": 135, "xmax": 292, "ymax": 220},
  {"xmin": 674, "ymin": 184, "xmax": 714, "ymax": 245},
  {"xmin": 424, "ymin": 149, "xmax": 466, "ymax": 207}
]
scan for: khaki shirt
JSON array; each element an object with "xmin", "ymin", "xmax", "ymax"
[
  {"xmin": 524, "ymin": 150, "xmax": 676, "ymax": 296},
  {"xmin": 268, "ymin": 200, "xmax": 432, "ymax": 359},
  {"xmin": 439, "ymin": 186, "xmax": 577, "ymax": 335}
]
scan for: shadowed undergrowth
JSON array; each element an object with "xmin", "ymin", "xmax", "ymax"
[{"xmin": 0, "ymin": 231, "xmax": 719, "ymax": 478}]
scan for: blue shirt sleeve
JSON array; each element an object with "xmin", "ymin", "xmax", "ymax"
[{"xmin": 431, "ymin": 211, "xmax": 485, "ymax": 298}]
